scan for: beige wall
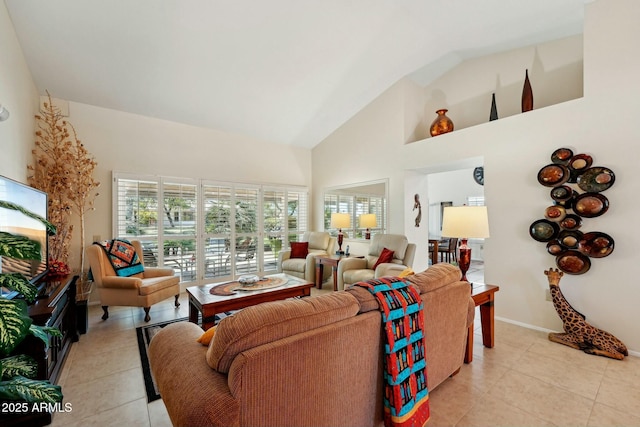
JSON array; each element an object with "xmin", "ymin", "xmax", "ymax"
[
  {"xmin": 61, "ymin": 102, "xmax": 311, "ymax": 271},
  {"xmin": 0, "ymin": 2, "xmax": 38, "ymax": 181},
  {"xmin": 313, "ymin": 0, "xmax": 640, "ymax": 354}
]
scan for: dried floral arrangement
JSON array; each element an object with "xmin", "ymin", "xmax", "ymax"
[{"xmin": 28, "ymin": 92, "xmax": 100, "ymax": 276}]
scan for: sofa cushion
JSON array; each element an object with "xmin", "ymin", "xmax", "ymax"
[
  {"xmin": 307, "ymin": 232, "xmax": 330, "ymax": 251},
  {"xmin": 372, "ymin": 247, "xmax": 394, "ymax": 270},
  {"xmin": 343, "ymin": 269, "xmax": 375, "ymax": 287},
  {"xmin": 405, "ymin": 263, "xmax": 462, "ymax": 294},
  {"xmin": 290, "ymin": 241, "xmax": 309, "ymax": 259},
  {"xmin": 206, "ymin": 292, "xmax": 360, "ymax": 373}
]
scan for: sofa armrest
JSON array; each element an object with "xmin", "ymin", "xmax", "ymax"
[
  {"xmin": 101, "ymin": 276, "xmax": 142, "ymax": 289},
  {"xmin": 374, "ymin": 263, "xmax": 407, "ymax": 278},
  {"xmin": 336, "ymin": 257, "xmax": 368, "ymax": 290},
  {"xmin": 143, "ymin": 267, "xmax": 176, "ymax": 278},
  {"xmin": 277, "ymin": 250, "xmax": 292, "ymax": 273},
  {"xmin": 149, "ymin": 322, "xmax": 240, "ymax": 427}
]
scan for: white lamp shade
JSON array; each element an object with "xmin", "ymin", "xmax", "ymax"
[
  {"xmin": 330, "ymin": 213, "xmax": 351, "ymax": 229},
  {"xmin": 441, "ymin": 206, "xmax": 490, "ymax": 238},
  {"xmin": 359, "ymin": 213, "xmax": 377, "ymax": 228}
]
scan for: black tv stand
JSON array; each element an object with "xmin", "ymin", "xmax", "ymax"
[{"xmin": 2, "ymin": 275, "xmax": 78, "ymax": 427}]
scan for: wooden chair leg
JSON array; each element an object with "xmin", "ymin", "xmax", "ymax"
[
  {"xmin": 101, "ymin": 306, "xmax": 109, "ymax": 320},
  {"xmin": 174, "ymin": 294, "xmax": 180, "ymax": 307},
  {"xmin": 143, "ymin": 307, "xmax": 151, "ymax": 322}
]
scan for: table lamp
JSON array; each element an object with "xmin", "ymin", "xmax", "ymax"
[
  {"xmin": 330, "ymin": 213, "xmax": 351, "ymax": 255},
  {"xmin": 441, "ymin": 206, "xmax": 490, "ymax": 282},
  {"xmin": 359, "ymin": 213, "xmax": 377, "ymax": 239}
]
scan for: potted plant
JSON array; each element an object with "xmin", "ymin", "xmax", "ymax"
[{"xmin": 0, "ymin": 200, "xmax": 63, "ymax": 404}]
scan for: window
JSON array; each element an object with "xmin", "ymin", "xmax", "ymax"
[
  {"xmin": 323, "ymin": 192, "xmax": 386, "ymax": 239},
  {"xmin": 114, "ymin": 173, "xmax": 308, "ymax": 284}
]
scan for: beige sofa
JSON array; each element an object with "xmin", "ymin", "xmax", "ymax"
[{"xmin": 149, "ymin": 263, "xmax": 473, "ymax": 427}]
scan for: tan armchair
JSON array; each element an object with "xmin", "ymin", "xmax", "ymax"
[
  {"xmin": 337, "ymin": 233, "xmax": 416, "ymax": 290},
  {"xmin": 86, "ymin": 240, "xmax": 181, "ymax": 322},
  {"xmin": 277, "ymin": 231, "xmax": 336, "ymax": 283}
]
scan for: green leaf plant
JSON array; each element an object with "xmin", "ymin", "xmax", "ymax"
[{"xmin": 0, "ymin": 200, "xmax": 62, "ymax": 404}]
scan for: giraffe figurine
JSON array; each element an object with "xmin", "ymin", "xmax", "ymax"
[{"xmin": 544, "ymin": 267, "xmax": 628, "ymax": 360}]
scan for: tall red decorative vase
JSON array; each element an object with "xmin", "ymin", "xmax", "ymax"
[{"xmin": 522, "ymin": 69, "xmax": 533, "ymax": 112}]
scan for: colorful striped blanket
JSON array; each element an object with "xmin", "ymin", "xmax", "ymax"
[
  {"xmin": 354, "ymin": 277, "xmax": 430, "ymax": 427},
  {"xmin": 94, "ymin": 238, "xmax": 145, "ymax": 277}
]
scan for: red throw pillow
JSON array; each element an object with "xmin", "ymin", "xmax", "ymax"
[
  {"xmin": 373, "ymin": 247, "xmax": 394, "ymax": 270},
  {"xmin": 290, "ymin": 242, "xmax": 309, "ymax": 259}
]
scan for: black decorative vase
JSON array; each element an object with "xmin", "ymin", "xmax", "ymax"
[
  {"xmin": 522, "ymin": 69, "xmax": 533, "ymax": 112},
  {"xmin": 489, "ymin": 93, "xmax": 498, "ymax": 121}
]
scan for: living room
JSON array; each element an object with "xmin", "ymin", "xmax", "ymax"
[{"xmin": 2, "ymin": 0, "xmax": 640, "ymax": 426}]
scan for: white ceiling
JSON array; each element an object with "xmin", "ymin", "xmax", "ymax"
[{"xmin": 5, "ymin": 0, "xmax": 590, "ymax": 149}]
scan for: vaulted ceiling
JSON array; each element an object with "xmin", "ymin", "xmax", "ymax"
[{"xmin": 5, "ymin": 0, "xmax": 590, "ymax": 148}]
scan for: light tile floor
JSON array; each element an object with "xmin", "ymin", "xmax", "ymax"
[{"xmin": 51, "ymin": 268, "xmax": 640, "ymax": 427}]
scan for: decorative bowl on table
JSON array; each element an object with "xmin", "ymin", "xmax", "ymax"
[{"xmin": 238, "ymin": 274, "xmax": 260, "ymax": 286}]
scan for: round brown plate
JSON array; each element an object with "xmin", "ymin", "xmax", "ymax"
[
  {"xmin": 577, "ymin": 167, "xmax": 615, "ymax": 193},
  {"xmin": 559, "ymin": 214, "xmax": 582, "ymax": 230},
  {"xmin": 537, "ymin": 164, "xmax": 570, "ymax": 187},
  {"xmin": 544, "ymin": 205, "xmax": 566, "ymax": 222},
  {"xmin": 550, "ymin": 185, "xmax": 573, "ymax": 203},
  {"xmin": 551, "ymin": 148, "xmax": 574, "ymax": 165},
  {"xmin": 556, "ymin": 250, "xmax": 591, "ymax": 275},
  {"xmin": 568, "ymin": 154, "xmax": 593, "ymax": 172},
  {"xmin": 546, "ymin": 240, "xmax": 564, "ymax": 256},
  {"xmin": 578, "ymin": 232, "xmax": 615, "ymax": 258},
  {"xmin": 573, "ymin": 193, "xmax": 609, "ymax": 218},
  {"xmin": 558, "ymin": 230, "xmax": 584, "ymax": 249},
  {"xmin": 529, "ymin": 219, "xmax": 560, "ymax": 242}
]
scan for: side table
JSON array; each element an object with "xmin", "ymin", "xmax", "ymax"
[
  {"xmin": 465, "ymin": 283, "xmax": 499, "ymax": 363},
  {"xmin": 315, "ymin": 254, "xmax": 364, "ymax": 291}
]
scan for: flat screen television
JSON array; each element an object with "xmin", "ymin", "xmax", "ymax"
[{"xmin": 0, "ymin": 175, "xmax": 49, "ymax": 297}]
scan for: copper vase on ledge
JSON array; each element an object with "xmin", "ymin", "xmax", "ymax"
[{"xmin": 430, "ymin": 109, "xmax": 454, "ymax": 137}]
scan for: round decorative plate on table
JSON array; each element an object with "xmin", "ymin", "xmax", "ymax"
[
  {"xmin": 551, "ymin": 148, "xmax": 574, "ymax": 165},
  {"xmin": 556, "ymin": 250, "xmax": 591, "ymax": 275}
]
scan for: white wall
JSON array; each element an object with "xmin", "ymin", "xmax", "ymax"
[
  {"xmin": 312, "ymin": 0, "xmax": 640, "ymax": 353},
  {"xmin": 36, "ymin": 101, "xmax": 312, "ymax": 274},
  {"xmin": 0, "ymin": 2, "xmax": 38, "ymax": 181}
]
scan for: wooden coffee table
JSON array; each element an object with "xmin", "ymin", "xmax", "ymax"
[{"xmin": 187, "ymin": 273, "xmax": 314, "ymax": 330}]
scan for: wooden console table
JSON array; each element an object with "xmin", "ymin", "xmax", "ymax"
[{"xmin": 465, "ymin": 283, "xmax": 499, "ymax": 363}]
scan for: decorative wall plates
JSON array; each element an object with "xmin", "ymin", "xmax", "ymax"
[
  {"xmin": 546, "ymin": 240, "xmax": 564, "ymax": 255},
  {"xmin": 551, "ymin": 148, "xmax": 573, "ymax": 165},
  {"xmin": 558, "ymin": 230, "xmax": 584, "ymax": 249},
  {"xmin": 577, "ymin": 167, "xmax": 615, "ymax": 193},
  {"xmin": 544, "ymin": 205, "xmax": 566, "ymax": 222},
  {"xmin": 529, "ymin": 219, "xmax": 560, "ymax": 242},
  {"xmin": 556, "ymin": 250, "xmax": 591, "ymax": 275},
  {"xmin": 574, "ymin": 193, "xmax": 609, "ymax": 218},
  {"xmin": 559, "ymin": 214, "xmax": 582, "ymax": 230},
  {"xmin": 532, "ymin": 148, "xmax": 616, "ymax": 274},
  {"xmin": 550, "ymin": 185, "xmax": 573, "ymax": 203},
  {"xmin": 578, "ymin": 232, "xmax": 615, "ymax": 258},
  {"xmin": 537, "ymin": 164, "xmax": 570, "ymax": 187}
]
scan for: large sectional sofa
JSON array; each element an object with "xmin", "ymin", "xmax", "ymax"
[{"xmin": 149, "ymin": 263, "xmax": 474, "ymax": 427}]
